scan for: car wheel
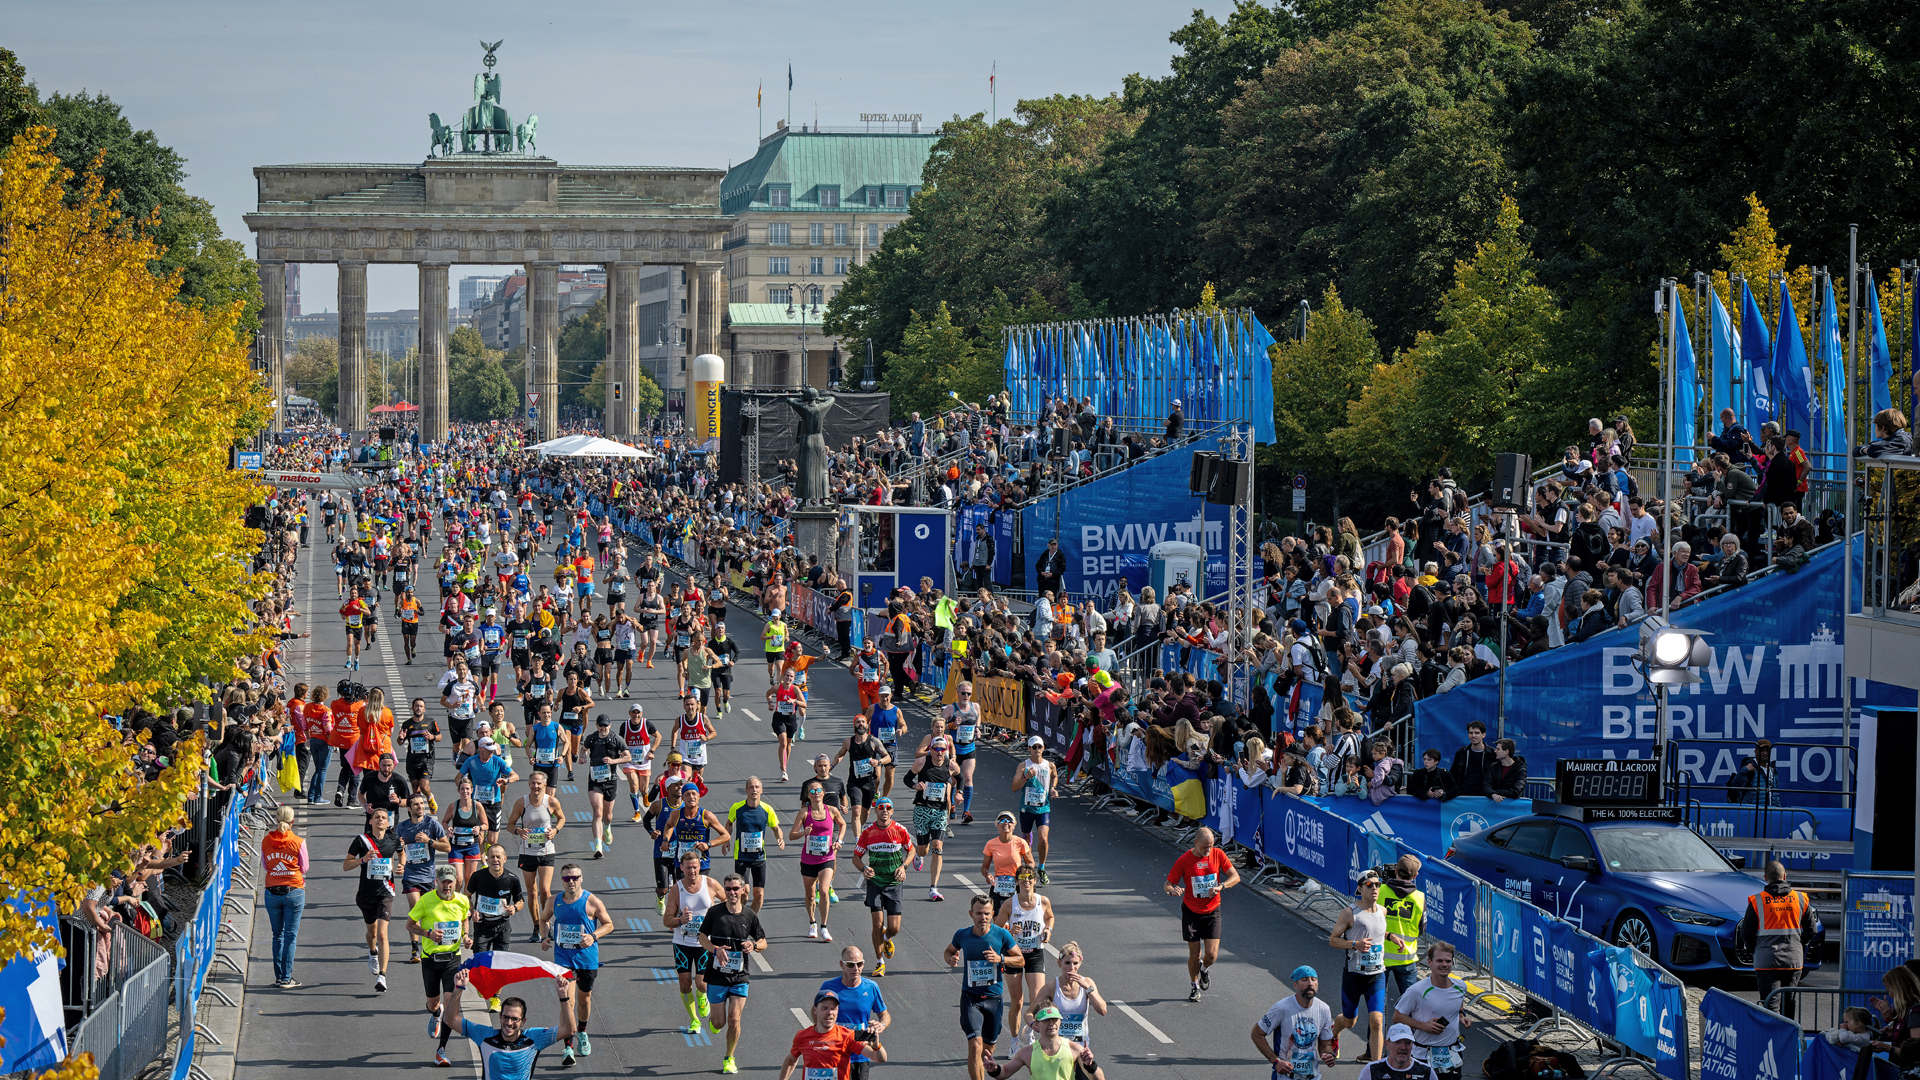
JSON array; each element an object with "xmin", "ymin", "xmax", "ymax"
[{"xmin": 1614, "ymin": 911, "xmax": 1657, "ymax": 957}]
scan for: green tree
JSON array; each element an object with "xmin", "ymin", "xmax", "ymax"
[
  {"xmin": 38, "ymin": 90, "xmax": 261, "ymax": 330},
  {"xmin": 880, "ymin": 302, "xmax": 1004, "ymax": 420},
  {"xmin": 450, "ymin": 324, "xmax": 490, "ymax": 361},
  {"xmin": 284, "ymin": 335, "xmax": 339, "ymax": 416},
  {"xmin": 0, "ymin": 47, "xmax": 42, "ymax": 146},
  {"xmin": 581, "ymin": 364, "xmax": 665, "ymax": 417},
  {"xmin": 1330, "ymin": 196, "xmax": 1560, "ymax": 479},
  {"xmin": 557, "ymin": 294, "xmax": 608, "ymax": 410},
  {"xmin": 450, "ymin": 354, "xmax": 520, "ymax": 422},
  {"xmin": 1270, "ymin": 285, "xmax": 1382, "ymax": 467}
]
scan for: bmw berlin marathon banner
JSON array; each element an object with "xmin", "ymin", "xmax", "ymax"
[
  {"xmin": 1416, "ymin": 541, "xmax": 1903, "ymax": 809},
  {"xmin": 1020, "ymin": 433, "xmax": 1245, "ymax": 601}
]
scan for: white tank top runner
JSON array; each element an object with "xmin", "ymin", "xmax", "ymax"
[
  {"xmin": 1009, "ymin": 893, "xmax": 1047, "ymax": 950},
  {"xmin": 1052, "ymin": 980, "xmax": 1092, "ymax": 1045},
  {"xmin": 520, "ymin": 798, "xmax": 555, "ymax": 856},
  {"xmin": 673, "ymin": 877, "xmax": 715, "ymax": 946}
]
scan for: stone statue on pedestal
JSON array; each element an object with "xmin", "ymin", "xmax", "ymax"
[{"xmin": 789, "ymin": 385, "xmax": 837, "ymax": 503}]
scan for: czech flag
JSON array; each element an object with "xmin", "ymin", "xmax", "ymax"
[{"xmin": 459, "ymin": 951, "xmax": 574, "ymax": 1000}]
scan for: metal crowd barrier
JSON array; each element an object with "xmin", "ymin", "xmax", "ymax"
[{"xmin": 168, "ymin": 775, "xmax": 259, "ymax": 1080}]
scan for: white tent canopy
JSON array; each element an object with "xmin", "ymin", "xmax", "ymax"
[{"xmin": 538, "ymin": 436, "xmax": 653, "ymax": 459}]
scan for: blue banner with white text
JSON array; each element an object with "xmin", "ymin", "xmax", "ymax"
[
  {"xmin": 1842, "ymin": 872, "xmax": 1914, "ymax": 1007},
  {"xmin": 1700, "ymin": 988, "xmax": 1799, "ymax": 1080}
]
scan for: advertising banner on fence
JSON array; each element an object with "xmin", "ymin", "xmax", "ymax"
[
  {"xmin": 1020, "ymin": 434, "xmax": 1239, "ymax": 602},
  {"xmin": 963, "ymin": 674, "xmax": 1026, "ymax": 734},
  {"xmin": 1415, "ymin": 542, "xmax": 1901, "ymax": 804},
  {"xmin": 1348, "ymin": 796, "xmax": 1538, "ymax": 859},
  {"xmin": 1420, "ymin": 861, "xmax": 1482, "ymax": 962},
  {"xmin": 1842, "ymin": 872, "xmax": 1914, "ymax": 1002},
  {"xmin": 1265, "ymin": 793, "xmax": 1351, "ymax": 887},
  {"xmin": 1488, "ymin": 889, "xmax": 1526, "ymax": 986},
  {"xmin": 1700, "ymin": 987, "xmax": 1800, "ymax": 1080}
]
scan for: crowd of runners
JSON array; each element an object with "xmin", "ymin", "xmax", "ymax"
[{"xmin": 250, "ymin": 425, "xmax": 1463, "ymax": 1080}]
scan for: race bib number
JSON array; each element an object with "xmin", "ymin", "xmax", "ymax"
[
  {"xmin": 853, "ymin": 758, "xmax": 875, "ymax": 778},
  {"xmin": 994, "ymin": 874, "xmax": 1015, "ymax": 894},
  {"xmin": 1359, "ymin": 939, "xmax": 1385, "ymax": 974},
  {"xmin": 476, "ymin": 895, "xmax": 504, "ymax": 917},
  {"xmin": 475, "ymin": 784, "xmax": 499, "ymax": 804},
  {"xmin": 716, "ymin": 950, "xmax": 744, "ymax": 973},
  {"xmin": 591, "ymin": 764, "xmax": 612, "ymax": 782},
  {"xmin": 527, "ymin": 829, "xmax": 548, "ymax": 847},
  {"xmin": 451, "ymin": 827, "xmax": 476, "ymax": 846},
  {"xmin": 682, "ymin": 739, "xmax": 704, "ymax": 758},
  {"xmin": 1191, "ymin": 873, "xmax": 1218, "ymax": 900},
  {"xmin": 410, "ymin": 737, "xmax": 429, "ymax": 756},
  {"xmin": 739, "ymin": 831, "xmax": 763, "ymax": 854},
  {"xmin": 369, "ymin": 857, "xmax": 394, "ymax": 879},
  {"xmin": 1060, "ymin": 1014, "xmax": 1085, "ymax": 1039},
  {"xmin": 956, "ymin": 724, "xmax": 977, "ymax": 744},
  {"xmin": 435, "ymin": 920, "xmax": 460, "ymax": 941},
  {"xmin": 406, "ymin": 842, "xmax": 429, "ymax": 863},
  {"xmin": 676, "ymin": 634, "xmax": 691, "ymax": 648},
  {"xmin": 562, "ymin": 711, "xmax": 578, "ymax": 722},
  {"xmin": 967, "ymin": 960, "xmax": 997, "ymax": 988},
  {"xmin": 1024, "ymin": 785, "xmax": 1047, "ymax": 807},
  {"xmin": 1431, "ymin": 1044, "xmax": 1461, "ymax": 1071},
  {"xmin": 348, "ymin": 615, "xmax": 364, "ymax": 628},
  {"xmin": 1014, "ymin": 921, "xmax": 1043, "ymax": 948},
  {"xmin": 807, "ymin": 1069, "xmax": 836, "ymax": 1080},
  {"xmin": 555, "ymin": 924, "xmax": 585, "ymax": 948},
  {"xmin": 805, "ymin": 835, "xmax": 832, "ymax": 857},
  {"xmin": 924, "ymin": 782, "xmax": 947, "ymax": 802},
  {"xmin": 534, "ymin": 747, "xmax": 556, "ymax": 765}
]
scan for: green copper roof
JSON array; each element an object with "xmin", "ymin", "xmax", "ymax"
[
  {"xmin": 727, "ymin": 302, "xmax": 827, "ymax": 327},
  {"xmin": 720, "ymin": 129, "xmax": 937, "ymax": 215}
]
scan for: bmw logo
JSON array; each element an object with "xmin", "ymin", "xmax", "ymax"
[
  {"xmin": 1492, "ymin": 910, "xmax": 1508, "ymax": 956},
  {"xmin": 1448, "ymin": 812, "xmax": 1490, "ymax": 845}
]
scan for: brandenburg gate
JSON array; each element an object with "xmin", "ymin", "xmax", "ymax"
[{"xmin": 243, "ymin": 42, "xmax": 729, "ymax": 442}]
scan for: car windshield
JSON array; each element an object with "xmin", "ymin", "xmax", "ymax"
[{"xmin": 1591, "ymin": 826, "xmax": 1733, "ymax": 872}]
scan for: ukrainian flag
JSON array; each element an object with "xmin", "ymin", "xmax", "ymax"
[{"xmin": 1166, "ymin": 761, "xmax": 1209, "ymax": 821}]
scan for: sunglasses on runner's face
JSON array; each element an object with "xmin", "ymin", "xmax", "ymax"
[
  {"xmin": 842, "ymin": 960, "xmax": 864, "ymax": 968},
  {"xmin": 561, "ymin": 875, "xmax": 582, "ymax": 883}
]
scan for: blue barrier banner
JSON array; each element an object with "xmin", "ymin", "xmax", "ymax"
[
  {"xmin": 1488, "ymin": 889, "xmax": 1526, "ymax": 985},
  {"xmin": 1522, "ymin": 904, "xmax": 1554, "ymax": 999},
  {"xmin": 1420, "ymin": 862, "xmax": 1481, "ymax": 962},
  {"xmin": 1650, "ymin": 975, "xmax": 1686, "ymax": 1080},
  {"xmin": 1019, "ymin": 434, "xmax": 1238, "ymax": 601},
  {"xmin": 1549, "ymin": 919, "xmax": 1582, "ymax": 1013},
  {"xmin": 1700, "ymin": 987, "xmax": 1799, "ymax": 1080},
  {"xmin": 1695, "ymin": 805, "xmax": 1856, "ymax": 871},
  {"xmin": 1227, "ymin": 776, "xmax": 1267, "ymax": 853},
  {"xmin": 1109, "ymin": 764, "xmax": 1176, "ymax": 814},
  {"xmin": 1415, "ymin": 541, "xmax": 1901, "ymax": 804},
  {"xmin": 1351, "ymin": 796, "xmax": 1538, "ymax": 860},
  {"xmin": 1842, "ymin": 872, "xmax": 1914, "ymax": 1001},
  {"xmin": 1266, "ymin": 793, "xmax": 1350, "ymax": 887},
  {"xmin": 1804, "ymin": 1030, "xmax": 1901, "ymax": 1080}
]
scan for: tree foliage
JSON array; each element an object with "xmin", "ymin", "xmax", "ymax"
[
  {"xmin": 557, "ymin": 294, "xmax": 607, "ymax": 410},
  {"xmin": 1269, "ymin": 285, "xmax": 1382, "ymax": 468},
  {"xmin": 285, "ymin": 335, "xmax": 340, "ymax": 415},
  {"xmin": 450, "ymin": 354, "xmax": 521, "ymax": 422},
  {"xmin": 879, "ymin": 302, "xmax": 1005, "ymax": 421},
  {"xmin": 0, "ymin": 128, "xmax": 269, "ymax": 959}
]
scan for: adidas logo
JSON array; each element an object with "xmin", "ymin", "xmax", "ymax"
[
  {"xmin": 1757, "ymin": 1039, "xmax": 1780, "ymax": 1080},
  {"xmin": 1363, "ymin": 812, "xmax": 1393, "ymax": 836},
  {"xmin": 1790, "ymin": 821, "xmax": 1816, "ymax": 843}
]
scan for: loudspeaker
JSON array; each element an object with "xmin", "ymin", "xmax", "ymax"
[
  {"xmin": 1190, "ymin": 451, "xmax": 1219, "ymax": 493},
  {"xmin": 244, "ymin": 506, "xmax": 268, "ymax": 530},
  {"xmin": 1207, "ymin": 458, "xmax": 1247, "ymax": 505},
  {"xmin": 1052, "ymin": 426, "xmax": 1070, "ymax": 459},
  {"xmin": 1491, "ymin": 453, "xmax": 1532, "ymax": 510},
  {"xmin": 379, "ymin": 426, "xmax": 396, "ymax": 444}
]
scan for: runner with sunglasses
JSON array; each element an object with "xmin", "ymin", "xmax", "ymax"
[
  {"xmin": 819, "ymin": 945, "xmax": 891, "ymax": 1078},
  {"xmin": 696, "ymin": 872, "xmax": 769, "ymax": 1075}
]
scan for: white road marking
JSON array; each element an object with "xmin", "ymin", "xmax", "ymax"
[
  {"xmin": 743, "ymin": 709, "xmax": 764, "ymax": 724},
  {"xmin": 791, "ymin": 1007, "xmax": 810, "ymax": 1025},
  {"xmin": 750, "ymin": 949, "xmax": 773, "ymax": 973},
  {"xmin": 1112, "ymin": 1000, "xmax": 1175, "ymax": 1044}
]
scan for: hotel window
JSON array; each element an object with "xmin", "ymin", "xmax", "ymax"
[
  {"xmin": 819, "ymin": 186, "xmax": 840, "ymax": 208},
  {"xmin": 866, "ymin": 224, "xmax": 879, "ymax": 246},
  {"xmin": 809, "ymin": 257, "xmax": 824, "ymax": 275},
  {"xmin": 833, "ymin": 257, "xmax": 849, "ymax": 274},
  {"xmin": 867, "ymin": 189, "xmax": 880, "ymax": 207},
  {"xmin": 810, "ymin": 223, "xmax": 824, "ymax": 245},
  {"xmin": 834, "ymin": 223, "xmax": 848, "ymax": 245},
  {"xmin": 769, "ymin": 256, "xmax": 789, "ymax": 274},
  {"xmin": 769, "ymin": 287, "xmax": 792, "ymax": 304},
  {"xmin": 768, "ymin": 223, "xmax": 790, "ymax": 244},
  {"xmin": 767, "ymin": 185, "xmax": 790, "ymax": 207},
  {"xmin": 886, "ymin": 189, "xmax": 905, "ymax": 208}
]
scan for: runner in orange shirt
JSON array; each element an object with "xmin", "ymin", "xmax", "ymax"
[
  {"xmin": 778, "ymin": 991, "xmax": 863, "ymax": 1080},
  {"xmin": 979, "ymin": 812, "xmax": 1035, "ymax": 914}
]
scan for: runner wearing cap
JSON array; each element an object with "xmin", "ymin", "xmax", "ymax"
[
  {"xmin": 395, "ymin": 793, "xmax": 452, "ymax": 963},
  {"xmin": 762, "ymin": 608, "xmax": 790, "ymax": 685},
  {"xmin": 819, "ymin": 945, "xmax": 891, "ymax": 1075},
  {"xmin": 980, "ymin": 813, "xmax": 1034, "ymax": 913},
  {"xmin": 697, "ymin": 872, "xmax": 769, "ymax": 1075},
  {"xmin": 778, "ymin": 991, "xmax": 862, "ymax": 1080},
  {"xmin": 709, "ymin": 622, "xmax": 740, "ymax": 715},
  {"xmin": 408, "ymin": 863, "xmax": 471, "ymax": 1065},
  {"xmin": 832, "ymin": 712, "xmax": 892, "ymax": 835},
  {"xmin": 943, "ymin": 682, "xmax": 983, "ymax": 825},
  {"xmin": 1330, "ymin": 870, "xmax": 1399, "ymax": 1062},
  {"xmin": 982, "ymin": 1005, "xmax": 1103, "ymax": 1080},
  {"xmin": 867, "ymin": 683, "xmax": 904, "ymax": 796},
  {"xmin": 524, "ymin": 702, "xmax": 563, "ymax": 789},
  {"xmin": 727, "ymin": 777, "xmax": 785, "ymax": 912},
  {"xmin": 645, "ymin": 774, "xmax": 690, "ymax": 915},
  {"xmin": 619, "ymin": 704, "xmax": 656, "ymax": 822},
  {"xmin": 852, "ymin": 798, "xmax": 912, "ymax": 977},
  {"xmin": 1254, "ymin": 967, "xmax": 1338, "ymax": 1080},
  {"xmin": 911, "ymin": 740, "xmax": 958, "ymax": 900},
  {"xmin": 1358, "ymin": 1025, "xmax": 1436, "ymax": 1080},
  {"xmin": 1011, "ymin": 737, "xmax": 1057, "ymax": 885},
  {"xmin": 580, "ymin": 715, "xmax": 632, "ymax": 859},
  {"xmin": 459, "ymin": 736, "xmax": 517, "ymax": 850},
  {"xmin": 766, "ymin": 669, "xmax": 806, "ymax": 782},
  {"xmin": 1165, "ymin": 827, "xmax": 1239, "ymax": 1002},
  {"xmin": 996, "ymin": 865, "xmax": 1054, "ymax": 1045}
]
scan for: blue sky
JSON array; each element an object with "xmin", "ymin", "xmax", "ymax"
[{"xmin": 10, "ymin": 0, "xmax": 1200, "ymax": 311}]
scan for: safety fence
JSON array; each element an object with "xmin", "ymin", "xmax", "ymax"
[
  {"xmin": 169, "ymin": 776, "xmax": 262, "ymax": 1080},
  {"xmin": 63, "ymin": 917, "xmax": 171, "ymax": 1080}
]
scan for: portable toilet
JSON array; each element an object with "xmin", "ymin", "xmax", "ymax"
[{"xmin": 1149, "ymin": 541, "xmax": 1205, "ymax": 597}]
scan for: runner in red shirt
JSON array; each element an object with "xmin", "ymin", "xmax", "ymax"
[
  {"xmin": 1163, "ymin": 828, "xmax": 1239, "ymax": 1002},
  {"xmin": 779, "ymin": 992, "xmax": 862, "ymax": 1080},
  {"xmin": 339, "ymin": 593, "xmax": 370, "ymax": 671}
]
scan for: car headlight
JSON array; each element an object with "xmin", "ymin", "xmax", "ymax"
[{"xmin": 1657, "ymin": 905, "xmax": 1727, "ymax": 927}]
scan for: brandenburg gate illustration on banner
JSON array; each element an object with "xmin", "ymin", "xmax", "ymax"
[{"xmin": 244, "ymin": 41, "xmax": 730, "ymax": 442}]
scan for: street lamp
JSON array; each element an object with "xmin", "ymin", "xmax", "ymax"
[{"xmin": 780, "ymin": 283, "xmax": 821, "ymax": 388}]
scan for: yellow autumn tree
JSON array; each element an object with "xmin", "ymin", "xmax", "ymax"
[{"xmin": 0, "ymin": 127, "xmax": 271, "ymax": 961}]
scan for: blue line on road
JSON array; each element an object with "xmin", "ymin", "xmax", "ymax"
[
  {"xmin": 607, "ymin": 876, "xmax": 630, "ymax": 890},
  {"xmin": 652, "ymin": 967, "xmax": 673, "ymax": 983},
  {"xmin": 561, "ymin": 785, "xmax": 579, "ymax": 794},
  {"xmin": 573, "ymin": 811, "xmax": 590, "ymax": 821},
  {"xmin": 683, "ymin": 1030, "xmax": 712, "ymax": 1047}
]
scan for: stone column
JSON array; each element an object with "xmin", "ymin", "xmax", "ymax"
[
  {"xmin": 418, "ymin": 263, "xmax": 450, "ymax": 446},
  {"xmin": 609, "ymin": 265, "xmax": 641, "ymax": 438},
  {"xmin": 529, "ymin": 263, "xmax": 561, "ymax": 441},
  {"xmin": 258, "ymin": 260, "xmax": 286, "ymax": 432},
  {"xmin": 338, "ymin": 260, "xmax": 368, "ymax": 432}
]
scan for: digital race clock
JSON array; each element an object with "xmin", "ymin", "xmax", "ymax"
[{"xmin": 1555, "ymin": 758, "xmax": 1662, "ymax": 806}]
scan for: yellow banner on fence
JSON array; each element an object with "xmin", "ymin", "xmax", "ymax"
[{"xmin": 942, "ymin": 673, "xmax": 1025, "ymax": 733}]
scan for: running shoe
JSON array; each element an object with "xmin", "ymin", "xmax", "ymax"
[
  {"xmin": 807, "ymin": 922, "xmax": 819, "ymax": 939},
  {"xmin": 1187, "ymin": 984, "xmax": 1201, "ymax": 1003},
  {"xmin": 631, "ymin": 812, "xmax": 645, "ymax": 823},
  {"xmin": 577, "ymin": 1032, "xmax": 591, "ymax": 1056},
  {"xmin": 1038, "ymin": 867, "xmax": 1050, "ymax": 886},
  {"xmin": 368, "ymin": 951, "xmax": 380, "ymax": 974},
  {"xmin": 408, "ymin": 943, "xmax": 421, "ymax": 964},
  {"xmin": 721, "ymin": 1057, "xmax": 738, "ymax": 1074},
  {"xmin": 433, "ymin": 1050, "xmax": 451, "ymax": 1067},
  {"xmin": 528, "ymin": 930, "xmax": 542, "ymax": 944},
  {"xmin": 828, "ymin": 888, "xmax": 839, "ymax": 904},
  {"xmin": 913, "ymin": 856, "xmax": 925, "ymax": 873},
  {"xmin": 961, "ymin": 812, "xmax": 975, "ymax": 826},
  {"xmin": 928, "ymin": 889, "xmax": 945, "ymax": 902},
  {"xmin": 335, "ymin": 790, "xmax": 347, "ymax": 808},
  {"xmin": 603, "ymin": 825, "xmax": 613, "ymax": 845},
  {"xmin": 428, "ymin": 1008, "xmax": 442, "ymax": 1036},
  {"xmin": 277, "ymin": 979, "xmax": 303, "ymax": 988},
  {"xmin": 593, "ymin": 845, "xmax": 603, "ymax": 860},
  {"xmin": 566, "ymin": 771, "xmax": 575, "ymax": 782},
  {"xmin": 821, "ymin": 926, "xmax": 833, "ymax": 942},
  {"xmin": 1199, "ymin": 966, "xmax": 1211, "ymax": 991},
  {"xmin": 697, "ymin": 994, "xmax": 711, "ymax": 1018},
  {"xmin": 656, "ymin": 895, "xmax": 667, "ymax": 915},
  {"xmin": 375, "ymin": 974, "xmax": 389, "ymax": 993},
  {"xmin": 428, "ymin": 795, "xmax": 438, "ymax": 813},
  {"xmin": 646, "ymin": 660, "xmax": 654, "ymax": 668},
  {"xmin": 559, "ymin": 1047, "xmax": 576, "ymax": 1068},
  {"xmin": 882, "ymin": 937, "xmax": 895, "ymax": 959},
  {"xmin": 872, "ymin": 960, "xmax": 886, "ymax": 977},
  {"xmin": 488, "ymin": 997, "xmax": 502, "ymax": 1012},
  {"xmin": 780, "ymin": 771, "xmax": 788, "ymax": 782}
]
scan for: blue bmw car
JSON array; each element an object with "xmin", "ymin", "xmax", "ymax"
[{"xmin": 1445, "ymin": 806, "xmax": 1825, "ymax": 974}]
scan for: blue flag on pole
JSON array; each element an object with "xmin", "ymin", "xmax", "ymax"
[
  {"xmin": 1867, "ymin": 273, "xmax": 1894, "ymax": 416},
  {"xmin": 1819, "ymin": 275, "xmax": 1845, "ymax": 459},
  {"xmin": 1709, "ymin": 288, "xmax": 1741, "ymax": 426},
  {"xmin": 1773, "ymin": 281, "xmax": 1814, "ymax": 440},
  {"xmin": 1741, "ymin": 281, "xmax": 1775, "ymax": 432},
  {"xmin": 1673, "ymin": 298, "xmax": 1699, "ymax": 460}
]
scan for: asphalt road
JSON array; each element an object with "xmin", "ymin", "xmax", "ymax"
[{"xmin": 234, "ymin": 509, "xmax": 1510, "ymax": 1079}]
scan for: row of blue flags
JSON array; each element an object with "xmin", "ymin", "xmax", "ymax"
[{"xmin": 1687, "ymin": 274, "xmax": 1911, "ymax": 461}]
